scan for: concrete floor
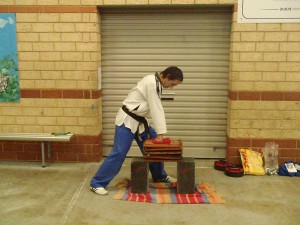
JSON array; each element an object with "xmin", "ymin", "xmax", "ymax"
[{"xmin": 0, "ymin": 158, "xmax": 299, "ymax": 225}]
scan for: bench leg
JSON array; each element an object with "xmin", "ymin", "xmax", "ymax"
[
  {"xmin": 177, "ymin": 157, "xmax": 195, "ymax": 194},
  {"xmin": 131, "ymin": 157, "xmax": 148, "ymax": 194}
]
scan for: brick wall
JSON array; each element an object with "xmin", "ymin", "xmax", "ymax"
[
  {"xmin": 0, "ymin": 4, "xmax": 102, "ymax": 162},
  {"xmin": 0, "ymin": 0, "xmax": 299, "ymax": 164},
  {"xmin": 228, "ymin": 6, "xmax": 300, "ymax": 164}
]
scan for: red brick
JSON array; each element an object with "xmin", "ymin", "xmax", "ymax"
[
  {"xmin": 79, "ymin": 6, "xmax": 98, "ymax": 13},
  {"xmin": 239, "ymin": 91, "xmax": 260, "ymax": 100},
  {"xmin": 2, "ymin": 143, "xmax": 24, "ymax": 152},
  {"xmin": 63, "ymin": 90, "xmax": 84, "ymax": 99},
  {"xmin": 251, "ymin": 139, "xmax": 273, "ymax": 147},
  {"xmin": 27, "ymin": 6, "xmax": 44, "ymax": 13},
  {"xmin": 274, "ymin": 140, "xmax": 297, "ymax": 148},
  {"xmin": 42, "ymin": 90, "xmax": 62, "ymax": 98},
  {"xmin": 21, "ymin": 90, "xmax": 41, "ymax": 98},
  {"xmin": 17, "ymin": 152, "xmax": 38, "ymax": 161},
  {"xmin": 228, "ymin": 91, "xmax": 237, "ymax": 100},
  {"xmin": 78, "ymin": 153, "xmax": 101, "ymax": 162},
  {"xmin": 44, "ymin": 6, "xmax": 79, "ymax": 13},
  {"xmin": 284, "ymin": 92, "xmax": 300, "ymax": 101},
  {"xmin": 10, "ymin": 6, "xmax": 28, "ymax": 12},
  {"xmin": 261, "ymin": 92, "xmax": 283, "ymax": 101},
  {"xmin": 0, "ymin": 6, "xmax": 9, "ymax": 12},
  {"xmin": 23, "ymin": 143, "xmax": 41, "ymax": 152},
  {"xmin": 279, "ymin": 148, "xmax": 300, "ymax": 157},
  {"xmin": 0, "ymin": 152, "xmax": 17, "ymax": 160},
  {"xmin": 92, "ymin": 89, "xmax": 102, "ymax": 99},
  {"xmin": 76, "ymin": 135, "xmax": 100, "ymax": 144},
  {"xmin": 85, "ymin": 145, "xmax": 101, "ymax": 154},
  {"xmin": 227, "ymin": 138, "xmax": 251, "ymax": 147},
  {"xmin": 57, "ymin": 153, "xmax": 78, "ymax": 162},
  {"xmin": 84, "ymin": 90, "xmax": 91, "ymax": 99},
  {"xmin": 65, "ymin": 144, "xmax": 85, "ymax": 153}
]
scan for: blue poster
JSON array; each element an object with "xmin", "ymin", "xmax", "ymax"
[{"xmin": 0, "ymin": 13, "xmax": 20, "ymax": 102}]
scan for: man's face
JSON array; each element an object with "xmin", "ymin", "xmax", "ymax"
[{"xmin": 161, "ymin": 76, "xmax": 182, "ymax": 88}]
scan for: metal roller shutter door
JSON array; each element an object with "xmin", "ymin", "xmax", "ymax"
[{"xmin": 101, "ymin": 8, "xmax": 231, "ymax": 158}]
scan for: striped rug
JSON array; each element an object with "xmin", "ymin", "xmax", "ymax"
[{"xmin": 113, "ymin": 179, "xmax": 225, "ymax": 204}]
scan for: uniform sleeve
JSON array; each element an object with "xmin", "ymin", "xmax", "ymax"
[{"xmin": 146, "ymin": 83, "xmax": 167, "ymax": 134}]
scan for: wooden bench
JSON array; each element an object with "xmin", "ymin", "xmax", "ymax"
[{"xmin": 0, "ymin": 132, "xmax": 74, "ymax": 167}]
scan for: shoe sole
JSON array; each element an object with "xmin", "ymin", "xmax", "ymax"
[{"xmin": 90, "ymin": 187, "xmax": 108, "ymax": 195}]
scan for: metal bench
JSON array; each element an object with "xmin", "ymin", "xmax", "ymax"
[{"xmin": 0, "ymin": 132, "xmax": 74, "ymax": 167}]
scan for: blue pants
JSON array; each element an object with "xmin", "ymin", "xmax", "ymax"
[{"xmin": 90, "ymin": 124, "xmax": 168, "ymax": 188}]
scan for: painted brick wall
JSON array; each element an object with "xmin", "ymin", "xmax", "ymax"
[
  {"xmin": 0, "ymin": 0, "xmax": 299, "ymax": 165},
  {"xmin": 228, "ymin": 5, "xmax": 300, "ymax": 164},
  {"xmin": 0, "ymin": 4, "xmax": 102, "ymax": 162}
]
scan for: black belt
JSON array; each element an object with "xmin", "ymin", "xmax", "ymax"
[{"xmin": 122, "ymin": 105, "xmax": 150, "ymax": 139}]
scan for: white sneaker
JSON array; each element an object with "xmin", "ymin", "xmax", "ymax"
[
  {"xmin": 90, "ymin": 186, "xmax": 108, "ymax": 195},
  {"xmin": 155, "ymin": 175, "xmax": 177, "ymax": 183}
]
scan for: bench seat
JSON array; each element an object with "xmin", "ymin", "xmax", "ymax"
[{"xmin": 0, "ymin": 132, "xmax": 74, "ymax": 167}]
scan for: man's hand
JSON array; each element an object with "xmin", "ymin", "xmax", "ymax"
[{"xmin": 156, "ymin": 134, "xmax": 163, "ymax": 141}]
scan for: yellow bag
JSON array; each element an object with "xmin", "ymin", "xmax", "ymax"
[{"xmin": 239, "ymin": 148, "xmax": 265, "ymax": 175}]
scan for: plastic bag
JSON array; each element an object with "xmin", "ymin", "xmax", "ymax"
[
  {"xmin": 278, "ymin": 161, "xmax": 300, "ymax": 176},
  {"xmin": 262, "ymin": 142, "xmax": 279, "ymax": 175},
  {"xmin": 239, "ymin": 148, "xmax": 265, "ymax": 175}
]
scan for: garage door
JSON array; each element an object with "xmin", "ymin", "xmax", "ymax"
[{"xmin": 100, "ymin": 8, "xmax": 232, "ymax": 158}]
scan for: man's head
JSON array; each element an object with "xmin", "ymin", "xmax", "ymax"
[{"xmin": 160, "ymin": 66, "xmax": 183, "ymax": 88}]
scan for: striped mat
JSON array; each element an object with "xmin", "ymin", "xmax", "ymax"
[{"xmin": 113, "ymin": 179, "xmax": 225, "ymax": 204}]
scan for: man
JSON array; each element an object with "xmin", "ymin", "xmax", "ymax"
[{"xmin": 90, "ymin": 66, "xmax": 183, "ymax": 195}]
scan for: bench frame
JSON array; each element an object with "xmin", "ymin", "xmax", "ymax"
[{"xmin": 0, "ymin": 133, "xmax": 74, "ymax": 167}]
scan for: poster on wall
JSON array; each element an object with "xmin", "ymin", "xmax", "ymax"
[
  {"xmin": 0, "ymin": 13, "xmax": 20, "ymax": 102},
  {"xmin": 238, "ymin": 0, "xmax": 300, "ymax": 23}
]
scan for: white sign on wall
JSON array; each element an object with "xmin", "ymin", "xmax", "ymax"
[{"xmin": 238, "ymin": 0, "xmax": 300, "ymax": 23}]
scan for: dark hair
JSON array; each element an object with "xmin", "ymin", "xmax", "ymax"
[{"xmin": 161, "ymin": 66, "xmax": 183, "ymax": 82}]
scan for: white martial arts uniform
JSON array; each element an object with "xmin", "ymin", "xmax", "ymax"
[{"xmin": 115, "ymin": 74, "xmax": 167, "ymax": 135}]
